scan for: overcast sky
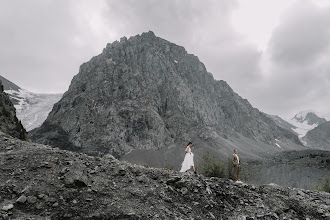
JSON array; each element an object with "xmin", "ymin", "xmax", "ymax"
[{"xmin": 1, "ymin": 0, "xmax": 330, "ymax": 118}]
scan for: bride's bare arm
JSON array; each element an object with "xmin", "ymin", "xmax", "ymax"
[{"xmin": 185, "ymin": 146, "xmax": 189, "ymax": 153}]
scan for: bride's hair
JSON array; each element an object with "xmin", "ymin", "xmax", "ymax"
[{"xmin": 187, "ymin": 142, "xmax": 192, "ymax": 146}]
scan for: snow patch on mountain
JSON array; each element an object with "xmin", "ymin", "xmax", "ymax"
[{"xmin": 5, "ymin": 89, "xmax": 62, "ymax": 131}]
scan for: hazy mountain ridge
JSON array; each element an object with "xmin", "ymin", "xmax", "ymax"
[
  {"xmin": 30, "ymin": 31, "xmax": 302, "ymax": 165},
  {"xmin": 0, "ymin": 75, "xmax": 62, "ymax": 131}
]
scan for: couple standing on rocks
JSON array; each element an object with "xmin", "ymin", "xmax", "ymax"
[{"xmin": 179, "ymin": 142, "xmax": 241, "ymax": 182}]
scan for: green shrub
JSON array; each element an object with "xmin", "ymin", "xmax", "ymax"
[
  {"xmin": 201, "ymin": 152, "xmax": 226, "ymax": 178},
  {"xmin": 164, "ymin": 164, "xmax": 174, "ymax": 170},
  {"xmin": 315, "ymin": 177, "xmax": 330, "ymax": 193}
]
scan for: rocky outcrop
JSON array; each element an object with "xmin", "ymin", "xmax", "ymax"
[
  {"xmin": 0, "ymin": 75, "xmax": 20, "ymax": 92},
  {"xmin": 1, "ymin": 132, "xmax": 329, "ymax": 219},
  {"xmin": 0, "ymin": 80, "xmax": 27, "ymax": 140},
  {"xmin": 30, "ymin": 31, "xmax": 301, "ymax": 161},
  {"xmin": 303, "ymin": 121, "xmax": 330, "ymax": 150}
]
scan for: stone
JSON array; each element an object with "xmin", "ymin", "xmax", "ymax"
[
  {"xmin": 181, "ymin": 187, "xmax": 188, "ymax": 195},
  {"xmin": 60, "ymin": 167, "xmax": 69, "ymax": 175},
  {"xmin": 16, "ymin": 195, "xmax": 27, "ymax": 203},
  {"xmin": 38, "ymin": 194, "xmax": 46, "ymax": 199},
  {"xmin": 27, "ymin": 196, "xmax": 37, "ymax": 204},
  {"xmin": 63, "ymin": 213, "xmax": 73, "ymax": 218},
  {"xmin": 21, "ymin": 186, "xmax": 31, "ymax": 194},
  {"xmin": 46, "ymin": 197, "xmax": 56, "ymax": 203},
  {"xmin": 36, "ymin": 203, "xmax": 43, "ymax": 210},
  {"xmin": 297, "ymin": 190, "xmax": 305, "ymax": 196},
  {"xmin": 137, "ymin": 175, "xmax": 148, "ymax": 183},
  {"xmin": 63, "ymin": 165, "xmax": 89, "ymax": 188},
  {"xmin": 166, "ymin": 176, "xmax": 181, "ymax": 184},
  {"xmin": 1, "ymin": 204, "xmax": 13, "ymax": 211}
]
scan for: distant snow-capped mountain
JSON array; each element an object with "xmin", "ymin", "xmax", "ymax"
[
  {"xmin": 267, "ymin": 110, "xmax": 328, "ymax": 140},
  {"xmin": 0, "ymin": 75, "xmax": 62, "ymax": 131},
  {"xmin": 285, "ymin": 110, "xmax": 327, "ymax": 138}
]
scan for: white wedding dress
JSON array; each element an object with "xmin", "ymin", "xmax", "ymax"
[{"xmin": 180, "ymin": 147, "xmax": 194, "ymax": 172}]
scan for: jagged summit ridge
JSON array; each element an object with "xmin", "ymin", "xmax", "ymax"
[
  {"xmin": 31, "ymin": 31, "xmax": 301, "ymax": 163},
  {"xmin": 293, "ymin": 110, "xmax": 327, "ymax": 125}
]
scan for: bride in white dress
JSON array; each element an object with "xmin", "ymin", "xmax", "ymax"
[{"xmin": 180, "ymin": 142, "xmax": 196, "ymax": 173}]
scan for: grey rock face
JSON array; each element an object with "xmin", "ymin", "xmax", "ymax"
[
  {"xmin": 0, "ymin": 80, "xmax": 27, "ymax": 140},
  {"xmin": 303, "ymin": 121, "xmax": 330, "ymax": 150},
  {"xmin": 30, "ymin": 31, "xmax": 301, "ymax": 159},
  {"xmin": 0, "ymin": 75, "xmax": 21, "ymax": 106},
  {"xmin": 266, "ymin": 114, "xmax": 298, "ymax": 135}
]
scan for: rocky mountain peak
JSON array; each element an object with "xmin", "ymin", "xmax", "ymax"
[
  {"xmin": 293, "ymin": 110, "xmax": 327, "ymax": 125},
  {"xmin": 31, "ymin": 31, "xmax": 301, "ymax": 165}
]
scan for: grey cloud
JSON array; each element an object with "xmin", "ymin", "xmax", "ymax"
[
  {"xmin": 269, "ymin": 2, "xmax": 330, "ymax": 66},
  {"xmin": 1, "ymin": 0, "xmax": 329, "ymax": 118},
  {"xmin": 255, "ymin": 1, "xmax": 330, "ymax": 117},
  {"xmin": 0, "ymin": 0, "xmax": 99, "ymax": 92},
  {"xmin": 89, "ymin": 0, "xmax": 263, "ymax": 96}
]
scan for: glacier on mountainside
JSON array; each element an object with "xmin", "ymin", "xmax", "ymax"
[{"xmin": 5, "ymin": 89, "xmax": 62, "ymax": 131}]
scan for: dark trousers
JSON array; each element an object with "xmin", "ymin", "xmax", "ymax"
[{"xmin": 233, "ymin": 164, "xmax": 240, "ymax": 181}]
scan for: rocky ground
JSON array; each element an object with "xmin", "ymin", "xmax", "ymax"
[{"xmin": 0, "ymin": 132, "xmax": 329, "ymax": 220}]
